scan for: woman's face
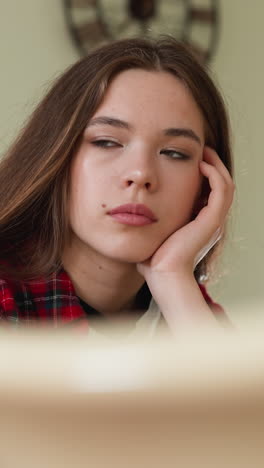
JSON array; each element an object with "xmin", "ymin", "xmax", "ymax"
[{"xmin": 68, "ymin": 69, "xmax": 205, "ymax": 263}]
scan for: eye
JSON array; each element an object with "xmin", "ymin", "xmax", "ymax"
[
  {"xmin": 160, "ymin": 149, "xmax": 190, "ymax": 160},
  {"xmin": 91, "ymin": 139, "xmax": 121, "ymax": 148}
]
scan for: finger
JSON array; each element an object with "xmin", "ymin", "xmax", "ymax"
[
  {"xmin": 200, "ymin": 163, "xmax": 234, "ymax": 221},
  {"xmin": 200, "ymin": 156, "xmax": 235, "ymax": 207},
  {"xmin": 136, "ymin": 262, "xmax": 145, "ymax": 277},
  {"xmin": 198, "ymin": 161, "xmax": 234, "ymax": 226},
  {"xmin": 200, "ymin": 150, "xmax": 235, "ymax": 217},
  {"xmin": 203, "ymin": 151, "xmax": 233, "ymax": 190},
  {"xmin": 203, "ymin": 147, "xmax": 234, "ymax": 186}
]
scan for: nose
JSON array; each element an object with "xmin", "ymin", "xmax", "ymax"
[{"xmin": 120, "ymin": 149, "xmax": 159, "ymax": 193}]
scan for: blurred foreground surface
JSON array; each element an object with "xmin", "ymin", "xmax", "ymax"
[{"xmin": 1, "ymin": 324, "xmax": 264, "ymax": 468}]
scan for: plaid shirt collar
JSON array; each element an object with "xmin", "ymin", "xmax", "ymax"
[
  {"xmin": 0, "ymin": 269, "xmax": 89, "ymax": 330},
  {"xmin": 0, "ymin": 269, "xmax": 156, "ymax": 334},
  {"xmin": 0, "ymin": 269, "xmax": 223, "ymax": 334}
]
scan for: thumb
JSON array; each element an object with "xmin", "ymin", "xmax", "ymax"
[{"xmin": 136, "ymin": 261, "xmax": 149, "ymax": 278}]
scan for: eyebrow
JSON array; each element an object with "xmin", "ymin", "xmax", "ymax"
[
  {"xmin": 87, "ymin": 116, "xmax": 202, "ymax": 145},
  {"xmin": 87, "ymin": 116, "xmax": 131, "ymax": 130},
  {"xmin": 164, "ymin": 128, "xmax": 201, "ymax": 145}
]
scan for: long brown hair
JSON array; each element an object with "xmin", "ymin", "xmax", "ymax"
[{"xmin": 0, "ymin": 36, "xmax": 232, "ymax": 281}]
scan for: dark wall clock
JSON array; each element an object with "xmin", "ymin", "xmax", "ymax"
[{"xmin": 64, "ymin": 0, "xmax": 219, "ymax": 63}]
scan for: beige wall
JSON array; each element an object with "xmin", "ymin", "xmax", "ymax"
[
  {"xmin": 210, "ymin": 0, "xmax": 264, "ymax": 319},
  {"xmin": 0, "ymin": 1, "xmax": 263, "ymax": 322}
]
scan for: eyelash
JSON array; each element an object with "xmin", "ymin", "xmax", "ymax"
[
  {"xmin": 91, "ymin": 139, "xmax": 120, "ymax": 148},
  {"xmin": 161, "ymin": 149, "xmax": 190, "ymax": 160},
  {"xmin": 91, "ymin": 140, "xmax": 190, "ymax": 160}
]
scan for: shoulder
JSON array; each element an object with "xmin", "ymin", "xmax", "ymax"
[
  {"xmin": 198, "ymin": 283, "xmax": 224, "ymax": 314},
  {"xmin": 0, "ymin": 269, "xmax": 85, "ymax": 325},
  {"xmin": 0, "ymin": 276, "xmax": 21, "ymax": 322},
  {"xmin": 198, "ymin": 283, "xmax": 230, "ymax": 326}
]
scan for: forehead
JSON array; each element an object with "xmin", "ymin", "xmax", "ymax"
[{"xmin": 93, "ymin": 69, "xmax": 204, "ymax": 136}]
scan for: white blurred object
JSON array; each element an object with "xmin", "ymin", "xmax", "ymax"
[{"xmin": 0, "ymin": 326, "xmax": 264, "ymax": 468}]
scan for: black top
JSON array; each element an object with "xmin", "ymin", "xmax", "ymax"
[{"xmin": 78, "ymin": 282, "xmax": 152, "ymax": 321}]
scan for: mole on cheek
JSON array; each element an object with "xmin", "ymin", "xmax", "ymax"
[{"xmin": 101, "ymin": 204, "xmax": 106, "ymax": 208}]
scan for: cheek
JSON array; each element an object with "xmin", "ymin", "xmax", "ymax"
[
  {"xmin": 69, "ymin": 181, "xmax": 94, "ymax": 225},
  {"xmin": 184, "ymin": 173, "xmax": 203, "ymax": 214},
  {"xmin": 68, "ymin": 164, "xmax": 90, "ymax": 229},
  {"xmin": 170, "ymin": 166, "xmax": 201, "ymax": 201},
  {"xmin": 185, "ymin": 178, "xmax": 203, "ymax": 224},
  {"xmin": 165, "ymin": 169, "xmax": 202, "ymax": 225},
  {"xmin": 68, "ymin": 173, "xmax": 110, "ymax": 235},
  {"xmin": 70, "ymin": 156, "xmax": 99, "ymax": 209}
]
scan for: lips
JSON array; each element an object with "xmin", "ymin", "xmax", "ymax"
[{"xmin": 108, "ymin": 203, "xmax": 157, "ymax": 226}]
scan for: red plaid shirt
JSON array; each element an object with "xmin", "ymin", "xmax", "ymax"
[{"xmin": 0, "ymin": 269, "xmax": 223, "ymax": 331}]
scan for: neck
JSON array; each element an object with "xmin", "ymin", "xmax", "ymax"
[{"xmin": 62, "ymin": 239, "xmax": 145, "ymax": 318}]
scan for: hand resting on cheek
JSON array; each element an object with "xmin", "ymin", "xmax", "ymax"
[{"xmin": 137, "ymin": 147, "xmax": 235, "ymax": 334}]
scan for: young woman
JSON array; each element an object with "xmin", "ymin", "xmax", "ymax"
[{"xmin": 0, "ymin": 37, "xmax": 234, "ymax": 336}]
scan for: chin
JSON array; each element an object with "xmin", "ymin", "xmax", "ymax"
[
  {"xmin": 100, "ymin": 243, "xmax": 156, "ymax": 264},
  {"xmin": 108, "ymin": 250, "xmax": 153, "ymax": 264}
]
